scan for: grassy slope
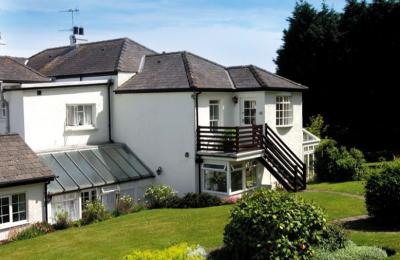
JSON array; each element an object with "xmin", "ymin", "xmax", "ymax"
[
  {"xmin": 307, "ymin": 181, "xmax": 365, "ymax": 196},
  {"xmin": 1, "ymin": 183, "xmax": 399, "ymax": 259},
  {"xmin": 0, "ymin": 206, "xmax": 232, "ymax": 260},
  {"xmin": 296, "ymin": 191, "xmax": 367, "ymax": 220}
]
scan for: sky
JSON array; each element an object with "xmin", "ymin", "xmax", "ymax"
[{"xmin": 0, "ymin": 0, "xmax": 347, "ymax": 72}]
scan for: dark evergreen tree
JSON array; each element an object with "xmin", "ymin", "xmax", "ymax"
[{"xmin": 275, "ymin": 0, "xmax": 400, "ymax": 155}]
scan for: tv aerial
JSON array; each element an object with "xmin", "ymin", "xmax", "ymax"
[{"xmin": 59, "ymin": 8, "xmax": 87, "ymax": 46}]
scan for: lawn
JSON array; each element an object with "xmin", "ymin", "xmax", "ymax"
[
  {"xmin": 0, "ymin": 206, "xmax": 232, "ymax": 260},
  {"xmin": 296, "ymin": 191, "xmax": 367, "ymax": 220},
  {"xmin": 0, "ymin": 183, "xmax": 399, "ymax": 259},
  {"xmin": 307, "ymin": 181, "xmax": 365, "ymax": 196}
]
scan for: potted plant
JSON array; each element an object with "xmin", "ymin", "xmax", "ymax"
[{"xmin": 223, "ymin": 129, "xmax": 237, "ymax": 152}]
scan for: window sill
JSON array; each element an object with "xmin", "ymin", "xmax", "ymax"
[
  {"xmin": 276, "ymin": 124, "xmax": 293, "ymax": 129},
  {"xmin": 65, "ymin": 125, "xmax": 97, "ymax": 132},
  {"xmin": 0, "ymin": 220, "xmax": 28, "ymax": 230}
]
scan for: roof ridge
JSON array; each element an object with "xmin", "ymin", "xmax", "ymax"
[
  {"xmin": 248, "ymin": 65, "xmax": 266, "ymax": 88},
  {"xmin": 116, "ymin": 38, "xmax": 128, "ymax": 71},
  {"xmin": 124, "ymin": 38, "xmax": 158, "ymax": 55},
  {"xmin": 3, "ymin": 56, "xmax": 51, "ymax": 81},
  {"xmin": 117, "ymin": 38, "xmax": 158, "ymax": 72},
  {"xmin": 184, "ymin": 51, "xmax": 227, "ymax": 69},
  {"xmin": 181, "ymin": 52, "xmax": 196, "ymax": 89},
  {"xmin": 28, "ymin": 38, "xmax": 128, "ymax": 60},
  {"xmin": 252, "ymin": 65, "xmax": 307, "ymax": 88}
]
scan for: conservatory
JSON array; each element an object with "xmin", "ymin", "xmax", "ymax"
[
  {"xmin": 201, "ymin": 159, "xmax": 261, "ymax": 196},
  {"xmin": 38, "ymin": 143, "xmax": 155, "ymax": 223}
]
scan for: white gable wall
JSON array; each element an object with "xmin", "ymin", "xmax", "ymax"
[{"xmin": 113, "ymin": 92, "xmax": 197, "ymax": 195}]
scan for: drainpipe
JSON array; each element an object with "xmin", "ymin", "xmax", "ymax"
[
  {"xmin": 107, "ymin": 79, "xmax": 114, "ymax": 143},
  {"xmin": 0, "ymin": 81, "xmax": 10, "ymax": 133},
  {"xmin": 44, "ymin": 180, "xmax": 50, "ymax": 223},
  {"xmin": 193, "ymin": 91, "xmax": 202, "ymax": 194}
]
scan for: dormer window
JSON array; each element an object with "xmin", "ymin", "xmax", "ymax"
[
  {"xmin": 276, "ymin": 96, "xmax": 293, "ymax": 127},
  {"xmin": 66, "ymin": 104, "xmax": 94, "ymax": 127}
]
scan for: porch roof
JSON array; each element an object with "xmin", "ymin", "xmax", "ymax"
[{"xmin": 38, "ymin": 143, "xmax": 155, "ymax": 195}]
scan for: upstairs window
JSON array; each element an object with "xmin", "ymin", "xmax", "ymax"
[
  {"xmin": 66, "ymin": 104, "xmax": 93, "ymax": 127},
  {"xmin": 276, "ymin": 96, "xmax": 293, "ymax": 126},
  {"xmin": 243, "ymin": 100, "xmax": 256, "ymax": 125},
  {"xmin": 209, "ymin": 100, "xmax": 220, "ymax": 128}
]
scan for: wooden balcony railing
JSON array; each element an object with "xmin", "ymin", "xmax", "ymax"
[{"xmin": 197, "ymin": 125, "xmax": 263, "ymax": 153}]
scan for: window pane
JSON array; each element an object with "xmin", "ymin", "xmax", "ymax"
[
  {"xmin": 231, "ymin": 170, "xmax": 243, "ymax": 192},
  {"xmin": 66, "ymin": 106, "xmax": 75, "ymax": 126},
  {"xmin": 245, "ymin": 167, "xmax": 257, "ymax": 188},
  {"xmin": 84, "ymin": 105, "xmax": 92, "ymax": 125},
  {"xmin": 204, "ymin": 171, "xmax": 227, "ymax": 192}
]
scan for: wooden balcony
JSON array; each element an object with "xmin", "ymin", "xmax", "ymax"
[{"xmin": 197, "ymin": 125, "xmax": 263, "ymax": 153}]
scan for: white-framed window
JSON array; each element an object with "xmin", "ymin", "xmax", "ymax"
[
  {"xmin": 0, "ymin": 101, "xmax": 7, "ymax": 119},
  {"xmin": 303, "ymin": 144, "xmax": 317, "ymax": 180},
  {"xmin": 81, "ymin": 190, "xmax": 97, "ymax": 210},
  {"xmin": 203, "ymin": 163, "xmax": 227, "ymax": 193},
  {"xmin": 209, "ymin": 100, "xmax": 220, "ymax": 128},
  {"xmin": 0, "ymin": 193, "xmax": 27, "ymax": 226},
  {"xmin": 243, "ymin": 100, "xmax": 256, "ymax": 125},
  {"xmin": 276, "ymin": 96, "xmax": 293, "ymax": 126},
  {"xmin": 66, "ymin": 104, "xmax": 94, "ymax": 127},
  {"xmin": 202, "ymin": 161, "xmax": 259, "ymax": 195}
]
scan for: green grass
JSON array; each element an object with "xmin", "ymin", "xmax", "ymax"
[
  {"xmin": 1, "ymin": 184, "xmax": 398, "ymax": 259},
  {"xmin": 350, "ymin": 231, "xmax": 400, "ymax": 259},
  {"xmin": 307, "ymin": 181, "xmax": 365, "ymax": 196},
  {"xmin": 296, "ymin": 191, "xmax": 367, "ymax": 221},
  {"xmin": 0, "ymin": 206, "xmax": 232, "ymax": 260}
]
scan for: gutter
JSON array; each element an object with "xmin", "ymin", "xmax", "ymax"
[{"xmin": 107, "ymin": 79, "xmax": 114, "ymax": 143}]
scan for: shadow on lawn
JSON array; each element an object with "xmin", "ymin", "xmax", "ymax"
[{"xmin": 342, "ymin": 217, "xmax": 400, "ymax": 232}]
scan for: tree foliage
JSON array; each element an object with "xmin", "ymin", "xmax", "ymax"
[{"xmin": 275, "ymin": 0, "xmax": 400, "ymax": 152}]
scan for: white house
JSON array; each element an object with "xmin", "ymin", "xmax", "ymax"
[{"xmin": 0, "ymin": 38, "xmax": 319, "ymax": 235}]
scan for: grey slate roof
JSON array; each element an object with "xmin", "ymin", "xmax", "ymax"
[
  {"xmin": 27, "ymin": 38, "xmax": 156, "ymax": 78},
  {"xmin": 0, "ymin": 56, "xmax": 51, "ymax": 83},
  {"xmin": 38, "ymin": 143, "xmax": 155, "ymax": 195},
  {"xmin": 116, "ymin": 51, "xmax": 307, "ymax": 93},
  {"xmin": 0, "ymin": 134, "xmax": 54, "ymax": 187}
]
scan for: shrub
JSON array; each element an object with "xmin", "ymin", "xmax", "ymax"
[
  {"xmin": 11, "ymin": 222, "xmax": 54, "ymax": 241},
  {"xmin": 307, "ymin": 114, "xmax": 328, "ymax": 138},
  {"xmin": 223, "ymin": 189, "xmax": 327, "ymax": 259},
  {"xmin": 81, "ymin": 200, "xmax": 110, "ymax": 225},
  {"xmin": 319, "ymin": 224, "xmax": 349, "ymax": 251},
  {"xmin": 114, "ymin": 195, "xmax": 135, "ymax": 216},
  {"xmin": 53, "ymin": 209, "xmax": 71, "ymax": 230},
  {"xmin": 178, "ymin": 193, "xmax": 221, "ymax": 208},
  {"xmin": 365, "ymin": 160, "xmax": 400, "ymax": 223},
  {"xmin": 315, "ymin": 241, "xmax": 387, "ymax": 260},
  {"xmin": 314, "ymin": 139, "xmax": 366, "ymax": 182},
  {"xmin": 144, "ymin": 185, "xmax": 178, "ymax": 209},
  {"xmin": 124, "ymin": 243, "xmax": 206, "ymax": 260}
]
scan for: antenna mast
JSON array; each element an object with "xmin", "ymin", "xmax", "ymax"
[{"xmin": 59, "ymin": 8, "xmax": 87, "ymax": 46}]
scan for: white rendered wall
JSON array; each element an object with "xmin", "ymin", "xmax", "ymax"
[
  {"xmin": 113, "ymin": 92, "xmax": 197, "ymax": 194},
  {"xmin": 21, "ymin": 85, "xmax": 109, "ymax": 151},
  {"xmin": 265, "ymin": 91, "xmax": 303, "ymax": 158},
  {"xmin": 0, "ymin": 183, "xmax": 46, "ymax": 241},
  {"xmin": 197, "ymin": 90, "xmax": 303, "ymax": 188}
]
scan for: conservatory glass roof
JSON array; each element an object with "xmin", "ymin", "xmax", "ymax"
[{"xmin": 38, "ymin": 143, "xmax": 154, "ymax": 195}]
